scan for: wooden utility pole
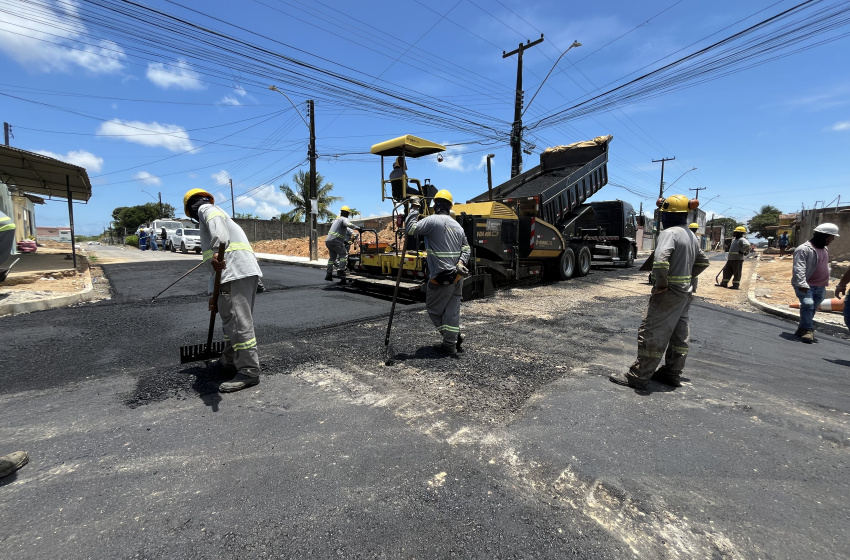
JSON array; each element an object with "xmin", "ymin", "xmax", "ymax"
[
  {"xmin": 503, "ymin": 35, "xmax": 544, "ymax": 178},
  {"xmin": 652, "ymin": 157, "xmax": 675, "ymax": 248},
  {"xmin": 689, "ymin": 186, "xmax": 706, "ymax": 224},
  {"xmin": 229, "ymin": 178, "xmax": 235, "ymax": 215},
  {"xmin": 486, "ymin": 154, "xmax": 495, "ymax": 201},
  {"xmin": 4, "ymin": 122, "xmax": 10, "ymax": 146},
  {"xmin": 307, "ymin": 100, "xmax": 318, "ymax": 261},
  {"xmin": 158, "ymin": 192, "xmax": 163, "ymax": 218}
]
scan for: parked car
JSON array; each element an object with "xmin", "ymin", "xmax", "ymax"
[
  {"xmin": 17, "ymin": 239, "xmax": 37, "ymax": 253},
  {"xmin": 169, "ymin": 228, "xmax": 202, "ymax": 254},
  {"xmin": 150, "ymin": 219, "xmax": 184, "ymax": 250}
]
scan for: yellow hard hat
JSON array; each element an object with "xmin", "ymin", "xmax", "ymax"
[
  {"xmin": 434, "ymin": 189, "xmax": 453, "ymax": 205},
  {"xmin": 183, "ymin": 188, "xmax": 214, "ymax": 215},
  {"xmin": 340, "ymin": 205, "xmax": 350, "ymax": 213},
  {"xmin": 734, "ymin": 226, "xmax": 746, "ymax": 233},
  {"xmin": 688, "ymin": 223, "xmax": 699, "ymax": 230},
  {"xmin": 658, "ymin": 194, "xmax": 697, "ymax": 213}
]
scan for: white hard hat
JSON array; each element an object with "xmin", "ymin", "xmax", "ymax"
[{"xmin": 813, "ymin": 222, "xmax": 840, "ymax": 237}]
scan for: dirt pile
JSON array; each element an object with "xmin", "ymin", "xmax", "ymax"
[{"xmin": 254, "ymin": 222, "xmax": 399, "ymax": 257}]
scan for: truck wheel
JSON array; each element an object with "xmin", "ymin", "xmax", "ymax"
[
  {"xmin": 576, "ymin": 247, "xmax": 592, "ymax": 276},
  {"xmin": 181, "ymin": 242, "xmax": 187, "ymax": 254},
  {"xmin": 622, "ymin": 246, "xmax": 635, "ymax": 268},
  {"xmin": 557, "ymin": 247, "xmax": 576, "ymax": 280},
  {"xmin": 170, "ymin": 241, "xmax": 176, "ymax": 253}
]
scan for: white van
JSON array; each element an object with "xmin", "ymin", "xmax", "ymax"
[{"xmin": 150, "ymin": 219, "xmax": 184, "ymax": 250}]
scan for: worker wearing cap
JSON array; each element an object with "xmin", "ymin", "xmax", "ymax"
[
  {"xmin": 610, "ymin": 194, "xmax": 709, "ymax": 390},
  {"xmin": 389, "ymin": 156, "xmax": 420, "ymax": 201},
  {"xmin": 719, "ymin": 226, "xmax": 750, "ymax": 289},
  {"xmin": 325, "ymin": 206, "xmax": 362, "ymax": 281},
  {"xmin": 792, "ymin": 222, "xmax": 840, "ymax": 343},
  {"xmin": 184, "ymin": 188, "xmax": 263, "ymax": 393},
  {"xmin": 405, "ymin": 189, "xmax": 471, "ymax": 355}
]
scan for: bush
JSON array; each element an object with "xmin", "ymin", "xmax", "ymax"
[{"xmin": 126, "ymin": 235, "xmax": 139, "ymax": 248}]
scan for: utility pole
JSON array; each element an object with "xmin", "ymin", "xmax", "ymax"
[
  {"xmin": 486, "ymin": 154, "xmax": 495, "ymax": 201},
  {"xmin": 307, "ymin": 99, "xmax": 318, "ymax": 261},
  {"xmin": 652, "ymin": 157, "xmax": 675, "ymax": 248},
  {"xmin": 229, "ymin": 178, "xmax": 235, "ymax": 216},
  {"xmin": 158, "ymin": 192, "xmax": 163, "ymax": 217},
  {"xmin": 688, "ymin": 186, "xmax": 706, "ymax": 224},
  {"xmin": 3, "ymin": 122, "xmax": 9, "ymax": 146},
  {"xmin": 504, "ymin": 34, "xmax": 544, "ymax": 178}
]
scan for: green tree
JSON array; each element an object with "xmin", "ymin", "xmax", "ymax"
[
  {"xmin": 747, "ymin": 205, "xmax": 782, "ymax": 239},
  {"xmin": 111, "ymin": 202, "xmax": 176, "ymax": 232},
  {"xmin": 233, "ymin": 212, "xmax": 259, "ymax": 219},
  {"xmin": 707, "ymin": 216, "xmax": 744, "ymax": 236},
  {"xmin": 278, "ymin": 170, "xmax": 342, "ymax": 223}
]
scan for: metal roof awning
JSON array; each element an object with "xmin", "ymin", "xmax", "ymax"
[{"xmin": 0, "ymin": 145, "xmax": 92, "ymax": 202}]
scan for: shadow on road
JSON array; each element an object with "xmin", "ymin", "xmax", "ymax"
[{"xmin": 824, "ymin": 358, "xmax": 850, "ymax": 367}]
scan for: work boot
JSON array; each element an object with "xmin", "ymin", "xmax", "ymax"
[
  {"xmin": 456, "ymin": 333, "xmax": 465, "ymax": 352},
  {"xmin": 324, "ymin": 275, "xmax": 333, "ymax": 281},
  {"xmin": 0, "ymin": 451, "xmax": 29, "ymax": 479},
  {"xmin": 436, "ymin": 342, "xmax": 457, "ymax": 356},
  {"xmin": 608, "ymin": 371, "xmax": 648, "ymax": 390},
  {"xmin": 793, "ymin": 327, "xmax": 806, "ymax": 338},
  {"xmin": 651, "ymin": 369, "xmax": 683, "ymax": 387},
  {"xmin": 337, "ymin": 270, "xmax": 348, "ymax": 277},
  {"xmin": 800, "ymin": 329, "xmax": 815, "ymax": 343},
  {"xmin": 730, "ymin": 285, "xmax": 740, "ymax": 290},
  {"xmin": 719, "ymin": 282, "xmax": 728, "ymax": 288},
  {"xmin": 219, "ymin": 373, "xmax": 260, "ymax": 393}
]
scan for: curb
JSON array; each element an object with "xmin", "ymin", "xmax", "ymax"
[
  {"xmin": 746, "ymin": 257, "xmax": 847, "ymax": 336},
  {"xmin": 0, "ymin": 259, "xmax": 96, "ymax": 316},
  {"xmin": 256, "ymin": 255, "xmax": 326, "ymax": 270}
]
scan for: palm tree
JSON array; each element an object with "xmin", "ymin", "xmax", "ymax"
[{"xmin": 279, "ymin": 170, "xmax": 342, "ymax": 223}]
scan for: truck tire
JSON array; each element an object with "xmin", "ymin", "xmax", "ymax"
[
  {"xmin": 576, "ymin": 247, "xmax": 591, "ymax": 277},
  {"xmin": 621, "ymin": 244, "xmax": 634, "ymax": 268},
  {"xmin": 557, "ymin": 247, "xmax": 576, "ymax": 280},
  {"xmin": 181, "ymin": 242, "xmax": 187, "ymax": 254},
  {"xmin": 169, "ymin": 241, "xmax": 176, "ymax": 253}
]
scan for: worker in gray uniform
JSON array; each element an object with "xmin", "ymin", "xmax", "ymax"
[
  {"xmin": 325, "ymin": 205, "xmax": 361, "ymax": 281},
  {"xmin": 610, "ymin": 194, "xmax": 709, "ymax": 390},
  {"xmin": 184, "ymin": 188, "xmax": 263, "ymax": 393},
  {"xmin": 405, "ymin": 189, "xmax": 471, "ymax": 355},
  {"xmin": 719, "ymin": 226, "xmax": 751, "ymax": 289}
]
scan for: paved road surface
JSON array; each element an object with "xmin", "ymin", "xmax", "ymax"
[{"xmin": 1, "ymin": 259, "xmax": 847, "ymax": 559}]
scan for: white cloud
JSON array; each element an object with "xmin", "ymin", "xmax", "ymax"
[
  {"xmin": 35, "ymin": 149, "xmax": 104, "ymax": 172},
  {"xmin": 146, "ymin": 59, "xmax": 204, "ymax": 90},
  {"xmin": 133, "ymin": 171, "xmax": 161, "ymax": 186},
  {"xmin": 220, "ymin": 95, "xmax": 241, "ymax": 106},
  {"xmin": 97, "ymin": 119, "xmax": 195, "ymax": 152},
  {"xmin": 828, "ymin": 121, "xmax": 850, "ymax": 132},
  {"xmin": 211, "ymin": 170, "xmax": 232, "ymax": 186},
  {"xmin": 435, "ymin": 144, "xmax": 487, "ymax": 173},
  {"xmin": 234, "ymin": 184, "xmax": 291, "ymax": 219},
  {"xmin": 234, "ymin": 85, "xmax": 247, "ymax": 97},
  {"xmin": 0, "ymin": 0, "xmax": 125, "ymax": 74}
]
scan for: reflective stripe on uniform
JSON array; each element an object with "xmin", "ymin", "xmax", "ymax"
[
  {"xmin": 638, "ymin": 349, "xmax": 664, "ymax": 358},
  {"xmin": 427, "ymin": 250, "xmax": 461, "ymax": 258},
  {"xmin": 0, "ymin": 224, "xmax": 14, "ymax": 232},
  {"xmin": 438, "ymin": 325, "xmax": 460, "ymax": 333},
  {"xmin": 207, "ymin": 210, "xmax": 228, "ymax": 221},
  {"xmin": 203, "ymin": 250, "xmax": 214, "ymax": 262},
  {"xmin": 225, "ymin": 242, "xmax": 254, "ymax": 253},
  {"xmin": 668, "ymin": 275, "xmax": 692, "ymax": 282},
  {"xmin": 652, "ymin": 262, "xmax": 669, "ymax": 269},
  {"xmin": 328, "ymin": 230, "xmax": 346, "ymax": 240},
  {"xmin": 0, "ymin": 215, "xmax": 14, "ymax": 232},
  {"xmin": 670, "ymin": 345, "xmax": 688, "ymax": 355},
  {"xmin": 232, "ymin": 337, "xmax": 257, "ymax": 351}
]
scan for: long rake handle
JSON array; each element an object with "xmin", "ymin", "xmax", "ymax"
[
  {"xmin": 384, "ymin": 247, "xmax": 407, "ymax": 349},
  {"xmin": 151, "ymin": 260, "xmax": 205, "ymax": 303},
  {"xmin": 206, "ymin": 242, "xmax": 226, "ymax": 354}
]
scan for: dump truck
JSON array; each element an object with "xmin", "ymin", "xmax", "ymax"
[{"xmin": 343, "ymin": 134, "xmax": 635, "ymax": 301}]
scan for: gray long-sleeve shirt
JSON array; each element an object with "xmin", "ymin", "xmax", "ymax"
[
  {"xmin": 199, "ymin": 204, "xmax": 262, "ymax": 294},
  {"xmin": 727, "ymin": 237, "xmax": 751, "ymax": 261},
  {"xmin": 652, "ymin": 225, "xmax": 709, "ymax": 293},
  {"xmin": 405, "ymin": 208, "xmax": 470, "ymax": 279},
  {"xmin": 792, "ymin": 241, "xmax": 828, "ymax": 289},
  {"xmin": 326, "ymin": 216, "xmax": 357, "ymax": 244}
]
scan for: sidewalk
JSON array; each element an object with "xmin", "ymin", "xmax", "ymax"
[
  {"xmin": 747, "ymin": 256, "xmax": 848, "ymax": 336},
  {"xmin": 0, "ymin": 250, "xmax": 98, "ymax": 316},
  {"xmin": 255, "ymin": 252, "xmax": 328, "ymax": 269}
]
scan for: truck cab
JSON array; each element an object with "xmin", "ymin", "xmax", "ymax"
[{"xmin": 150, "ymin": 219, "xmax": 184, "ymax": 250}]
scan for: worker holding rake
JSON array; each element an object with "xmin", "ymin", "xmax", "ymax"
[{"xmin": 184, "ymin": 188, "xmax": 263, "ymax": 393}]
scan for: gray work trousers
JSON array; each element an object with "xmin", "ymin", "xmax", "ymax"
[
  {"xmin": 0, "ymin": 228, "xmax": 15, "ymax": 266},
  {"xmin": 218, "ymin": 276, "xmax": 260, "ymax": 378},
  {"xmin": 720, "ymin": 259, "xmax": 744, "ymax": 287},
  {"xmin": 426, "ymin": 279, "xmax": 463, "ymax": 345},
  {"xmin": 629, "ymin": 289, "xmax": 693, "ymax": 381},
  {"xmin": 325, "ymin": 239, "xmax": 348, "ymax": 276}
]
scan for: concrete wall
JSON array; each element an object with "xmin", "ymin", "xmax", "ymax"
[
  {"xmin": 233, "ymin": 218, "xmax": 331, "ymax": 243},
  {"xmin": 796, "ymin": 206, "xmax": 850, "ymax": 261}
]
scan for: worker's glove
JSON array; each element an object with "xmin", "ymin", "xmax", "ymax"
[
  {"xmin": 456, "ymin": 261, "xmax": 470, "ymax": 277},
  {"xmin": 409, "ymin": 196, "xmax": 421, "ymax": 208}
]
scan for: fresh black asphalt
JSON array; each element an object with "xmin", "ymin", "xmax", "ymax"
[{"xmin": 1, "ymin": 258, "xmax": 847, "ymax": 559}]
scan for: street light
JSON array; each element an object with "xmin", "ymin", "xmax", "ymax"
[
  {"xmin": 663, "ymin": 167, "xmax": 697, "ymax": 193},
  {"xmin": 522, "ymin": 41, "xmax": 582, "ymax": 118},
  {"xmin": 141, "ymin": 189, "xmax": 163, "ymax": 217}
]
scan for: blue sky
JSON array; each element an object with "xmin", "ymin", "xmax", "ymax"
[{"xmin": 1, "ymin": 0, "xmax": 848, "ymax": 235}]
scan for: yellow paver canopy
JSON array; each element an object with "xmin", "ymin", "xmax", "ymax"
[{"xmin": 370, "ymin": 135, "xmax": 446, "ymax": 158}]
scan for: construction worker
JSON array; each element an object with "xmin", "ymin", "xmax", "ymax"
[
  {"xmin": 610, "ymin": 194, "xmax": 709, "ymax": 390},
  {"xmin": 184, "ymin": 188, "xmax": 263, "ymax": 393},
  {"xmin": 325, "ymin": 206, "xmax": 362, "ymax": 281},
  {"xmin": 792, "ymin": 222, "xmax": 840, "ymax": 343},
  {"xmin": 719, "ymin": 226, "xmax": 750, "ymax": 289},
  {"xmin": 0, "ymin": 209, "xmax": 15, "ymax": 281},
  {"xmin": 405, "ymin": 190, "xmax": 471, "ymax": 355}
]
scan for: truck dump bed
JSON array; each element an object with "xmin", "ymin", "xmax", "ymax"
[{"xmin": 470, "ymin": 135, "xmax": 611, "ymax": 226}]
